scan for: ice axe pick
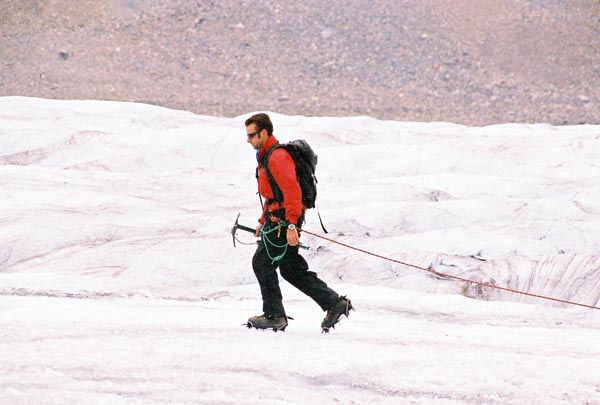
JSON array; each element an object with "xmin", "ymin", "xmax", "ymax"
[{"xmin": 231, "ymin": 213, "xmax": 257, "ymax": 247}]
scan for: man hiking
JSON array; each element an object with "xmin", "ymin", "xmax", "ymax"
[{"xmin": 244, "ymin": 113, "xmax": 352, "ymax": 333}]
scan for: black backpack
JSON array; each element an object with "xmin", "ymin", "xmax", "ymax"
[
  {"xmin": 260, "ymin": 140, "xmax": 328, "ymax": 232},
  {"xmin": 262, "ymin": 139, "xmax": 318, "ymax": 209}
]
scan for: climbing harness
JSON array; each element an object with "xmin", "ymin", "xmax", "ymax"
[{"xmin": 230, "ymin": 213, "xmax": 309, "ymax": 256}]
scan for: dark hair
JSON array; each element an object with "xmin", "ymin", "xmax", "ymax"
[{"xmin": 245, "ymin": 113, "xmax": 273, "ymax": 135}]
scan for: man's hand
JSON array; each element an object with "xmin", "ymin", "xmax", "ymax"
[
  {"xmin": 287, "ymin": 228, "xmax": 299, "ymax": 246},
  {"xmin": 255, "ymin": 223, "xmax": 262, "ymax": 237}
]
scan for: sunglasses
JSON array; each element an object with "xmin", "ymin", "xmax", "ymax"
[{"xmin": 247, "ymin": 131, "xmax": 260, "ymax": 139}]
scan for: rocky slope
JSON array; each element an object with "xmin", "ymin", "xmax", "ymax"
[{"xmin": 1, "ymin": 0, "xmax": 599, "ymax": 125}]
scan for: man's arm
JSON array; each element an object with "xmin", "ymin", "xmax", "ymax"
[{"xmin": 268, "ymin": 148, "xmax": 303, "ymax": 226}]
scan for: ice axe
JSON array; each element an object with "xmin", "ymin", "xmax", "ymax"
[
  {"xmin": 231, "ymin": 213, "xmax": 257, "ymax": 247},
  {"xmin": 231, "ymin": 213, "xmax": 309, "ymax": 250}
]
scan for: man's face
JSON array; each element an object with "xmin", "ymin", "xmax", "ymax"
[{"xmin": 246, "ymin": 123, "xmax": 266, "ymax": 150}]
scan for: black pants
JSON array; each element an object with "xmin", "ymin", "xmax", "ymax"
[{"xmin": 252, "ymin": 220, "xmax": 339, "ymax": 317}]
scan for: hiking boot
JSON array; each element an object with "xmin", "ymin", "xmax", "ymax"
[
  {"xmin": 321, "ymin": 296, "xmax": 353, "ymax": 333},
  {"xmin": 246, "ymin": 314, "xmax": 288, "ymax": 332}
]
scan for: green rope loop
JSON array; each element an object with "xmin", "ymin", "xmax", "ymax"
[{"xmin": 260, "ymin": 221, "xmax": 289, "ymax": 263}]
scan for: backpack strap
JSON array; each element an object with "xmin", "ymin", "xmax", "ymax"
[
  {"xmin": 261, "ymin": 143, "xmax": 284, "ymax": 205},
  {"xmin": 317, "ymin": 209, "xmax": 328, "ymax": 234}
]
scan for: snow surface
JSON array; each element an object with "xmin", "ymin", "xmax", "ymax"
[{"xmin": 1, "ymin": 96, "xmax": 600, "ymax": 404}]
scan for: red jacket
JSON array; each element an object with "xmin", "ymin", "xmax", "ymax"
[{"xmin": 256, "ymin": 135, "xmax": 303, "ymax": 225}]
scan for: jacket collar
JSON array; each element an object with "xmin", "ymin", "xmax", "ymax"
[{"xmin": 257, "ymin": 135, "xmax": 279, "ymax": 163}]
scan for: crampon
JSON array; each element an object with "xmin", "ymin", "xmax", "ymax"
[{"xmin": 321, "ymin": 296, "xmax": 353, "ymax": 333}]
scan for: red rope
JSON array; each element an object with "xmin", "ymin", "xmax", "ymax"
[{"xmin": 302, "ymin": 229, "xmax": 600, "ymax": 311}]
